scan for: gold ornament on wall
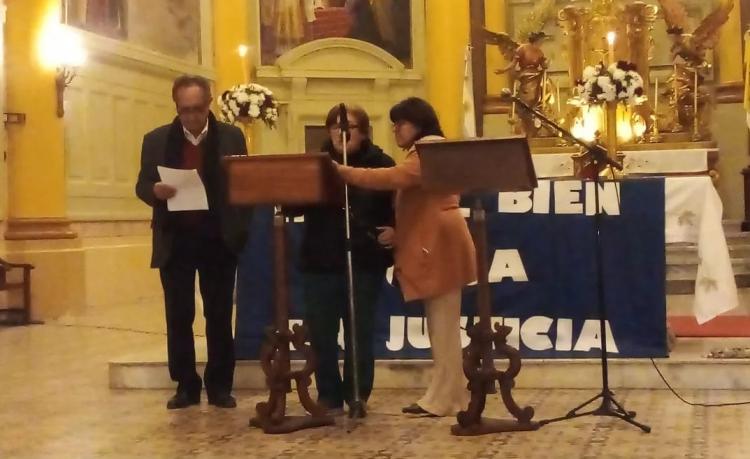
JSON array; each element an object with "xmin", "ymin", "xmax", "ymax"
[
  {"xmin": 658, "ymin": 0, "xmax": 734, "ymax": 140},
  {"xmin": 478, "ymin": 0, "xmax": 557, "ymax": 138}
]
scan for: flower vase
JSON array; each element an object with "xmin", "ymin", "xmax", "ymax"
[{"xmin": 237, "ymin": 116, "xmax": 254, "ymax": 154}]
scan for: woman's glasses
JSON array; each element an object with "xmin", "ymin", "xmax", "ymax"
[{"xmin": 329, "ymin": 124, "xmax": 359, "ymax": 132}]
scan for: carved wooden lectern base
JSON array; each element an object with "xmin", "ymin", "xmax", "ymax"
[
  {"xmin": 224, "ymin": 154, "xmax": 343, "ymax": 434},
  {"xmin": 415, "ymin": 137, "xmax": 539, "ymax": 437},
  {"xmin": 248, "ymin": 215, "xmax": 334, "ymax": 434},
  {"xmin": 450, "ymin": 203, "xmax": 539, "ymax": 436},
  {"xmin": 451, "ymin": 321, "xmax": 539, "ymax": 436}
]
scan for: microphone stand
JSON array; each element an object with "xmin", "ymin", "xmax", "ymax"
[
  {"xmin": 338, "ymin": 108, "xmax": 366, "ymax": 422},
  {"xmin": 503, "ymin": 91, "xmax": 651, "ymax": 433}
]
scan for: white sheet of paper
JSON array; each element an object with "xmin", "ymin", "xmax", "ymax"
[{"xmin": 157, "ymin": 166, "xmax": 209, "ymax": 211}]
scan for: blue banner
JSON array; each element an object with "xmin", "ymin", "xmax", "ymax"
[{"xmin": 236, "ymin": 178, "xmax": 667, "ymax": 359}]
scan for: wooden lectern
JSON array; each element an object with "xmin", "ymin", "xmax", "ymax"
[
  {"xmin": 416, "ymin": 136, "xmax": 540, "ymax": 436},
  {"xmin": 224, "ymin": 153, "xmax": 342, "ymax": 434}
]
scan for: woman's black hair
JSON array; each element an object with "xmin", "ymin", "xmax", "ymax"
[{"xmin": 389, "ymin": 97, "xmax": 444, "ymax": 142}]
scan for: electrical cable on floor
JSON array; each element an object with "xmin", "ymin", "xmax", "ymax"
[
  {"xmin": 50, "ymin": 323, "xmax": 205, "ymax": 338},
  {"xmin": 651, "ymin": 358, "xmax": 750, "ymax": 407}
]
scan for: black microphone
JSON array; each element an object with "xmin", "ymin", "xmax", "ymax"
[{"xmin": 338, "ymin": 103, "xmax": 351, "ymax": 141}]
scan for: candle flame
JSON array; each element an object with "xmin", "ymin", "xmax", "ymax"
[
  {"xmin": 238, "ymin": 45, "xmax": 249, "ymax": 57},
  {"xmin": 606, "ymin": 32, "xmax": 616, "ymax": 46}
]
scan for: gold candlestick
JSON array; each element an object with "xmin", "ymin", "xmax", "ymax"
[
  {"xmin": 692, "ymin": 68, "xmax": 701, "ymax": 141},
  {"xmin": 671, "ymin": 64, "xmax": 683, "ymax": 132},
  {"xmin": 649, "ymin": 77, "xmax": 661, "ymax": 143},
  {"xmin": 509, "ymin": 81, "xmax": 518, "ymax": 126}
]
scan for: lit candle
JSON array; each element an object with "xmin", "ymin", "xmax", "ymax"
[
  {"xmin": 606, "ymin": 32, "xmax": 616, "ymax": 65},
  {"xmin": 238, "ymin": 44, "xmax": 250, "ymax": 84},
  {"xmin": 654, "ymin": 77, "xmax": 659, "ymax": 114},
  {"xmin": 557, "ymin": 81, "xmax": 561, "ymax": 114}
]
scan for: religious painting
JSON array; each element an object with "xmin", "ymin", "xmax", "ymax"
[
  {"xmin": 259, "ymin": 0, "xmax": 413, "ymax": 67},
  {"xmin": 63, "ymin": 0, "xmax": 203, "ymax": 64},
  {"xmin": 63, "ymin": 0, "xmax": 126, "ymax": 38},
  {"xmin": 127, "ymin": 0, "xmax": 202, "ymax": 64}
]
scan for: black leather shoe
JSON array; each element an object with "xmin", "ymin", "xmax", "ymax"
[
  {"xmin": 208, "ymin": 393, "xmax": 237, "ymax": 408},
  {"xmin": 167, "ymin": 392, "xmax": 200, "ymax": 410},
  {"xmin": 401, "ymin": 403, "xmax": 437, "ymax": 416}
]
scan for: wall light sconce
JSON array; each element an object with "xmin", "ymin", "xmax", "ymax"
[
  {"xmin": 39, "ymin": 17, "xmax": 86, "ymax": 118},
  {"xmin": 55, "ymin": 67, "xmax": 77, "ymax": 117}
]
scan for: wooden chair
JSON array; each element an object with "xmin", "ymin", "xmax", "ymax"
[{"xmin": 0, "ymin": 257, "xmax": 34, "ymax": 326}]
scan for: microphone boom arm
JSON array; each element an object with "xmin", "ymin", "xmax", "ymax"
[{"xmin": 501, "ymin": 89, "xmax": 622, "ymax": 171}]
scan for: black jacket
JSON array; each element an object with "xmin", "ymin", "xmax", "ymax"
[
  {"xmin": 289, "ymin": 139, "xmax": 395, "ymax": 273},
  {"xmin": 135, "ymin": 112, "xmax": 252, "ymax": 268}
]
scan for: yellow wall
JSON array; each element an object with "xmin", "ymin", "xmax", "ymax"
[
  {"xmin": 717, "ymin": 0, "xmax": 743, "ymax": 84},
  {"xmin": 213, "ymin": 0, "xmax": 251, "ymax": 101},
  {"xmin": 5, "ymin": 0, "xmax": 66, "ymax": 219},
  {"xmin": 425, "ymin": 0, "xmax": 470, "ymax": 138}
]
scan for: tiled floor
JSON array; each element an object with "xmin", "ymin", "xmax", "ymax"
[{"xmin": 2, "ymin": 305, "xmax": 750, "ymax": 458}]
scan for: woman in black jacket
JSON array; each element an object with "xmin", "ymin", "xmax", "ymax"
[{"xmin": 289, "ymin": 104, "xmax": 395, "ymax": 415}]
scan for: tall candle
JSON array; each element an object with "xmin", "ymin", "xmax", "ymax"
[
  {"xmin": 654, "ymin": 77, "xmax": 659, "ymax": 114},
  {"xmin": 557, "ymin": 81, "xmax": 561, "ymax": 114},
  {"xmin": 238, "ymin": 44, "xmax": 250, "ymax": 84},
  {"xmin": 606, "ymin": 32, "xmax": 616, "ymax": 65}
]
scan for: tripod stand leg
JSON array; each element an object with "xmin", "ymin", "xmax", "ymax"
[
  {"xmin": 616, "ymin": 414, "xmax": 651, "ymax": 433},
  {"xmin": 565, "ymin": 392, "xmax": 603, "ymax": 417},
  {"xmin": 607, "ymin": 395, "xmax": 636, "ymax": 418},
  {"xmin": 596, "ymin": 398, "xmax": 651, "ymax": 433}
]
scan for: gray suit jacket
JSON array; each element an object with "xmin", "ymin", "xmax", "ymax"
[{"xmin": 135, "ymin": 116, "xmax": 251, "ymax": 268}]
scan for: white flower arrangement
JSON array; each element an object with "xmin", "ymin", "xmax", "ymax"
[
  {"xmin": 575, "ymin": 61, "xmax": 645, "ymax": 106},
  {"xmin": 219, "ymin": 83, "xmax": 279, "ymax": 128}
]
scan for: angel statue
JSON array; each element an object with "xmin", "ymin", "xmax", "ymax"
[
  {"xmin": 657, "ymin": 0, "xmax": 733, "ymax": 136},
  {"xmin": 478, "ymin": 0, "xmax": 556, "ymax": 137}
]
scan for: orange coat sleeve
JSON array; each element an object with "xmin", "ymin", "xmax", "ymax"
[{"xmin": 339, "ymin": 153, "xmax": 421, "ymax": 191}]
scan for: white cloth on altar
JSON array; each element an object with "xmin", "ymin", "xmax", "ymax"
[
  {"xmin": 664, "ymin": 176, "xmax": 738, "ymax": 324},
  {"xmin": 623, "ymin": 149, "xmax": 710, "ymax": 174},
  {"xmin": 532, "ymin": 154, "xmax": 574, "ymax": 178},
  {"xmin": 532, "ymin": 149, "xmax": 710, "ymax": 178}
]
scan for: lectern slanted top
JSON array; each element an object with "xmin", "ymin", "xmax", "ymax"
[
  {"xmin": 224, "ymin": 152, "xmax": 343, "ymax": 206},
  {"xmin": 415, "ymin": 136, "xmax": 537, "ymax": 194}
]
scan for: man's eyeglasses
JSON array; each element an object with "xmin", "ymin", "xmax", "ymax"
[{"xmin": 177, "ymin": 104, "xmax": 210, "ymax": 115}]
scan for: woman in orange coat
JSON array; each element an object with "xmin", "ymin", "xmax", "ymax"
[{"xmin": 336, "ymin": 97, "xmax": 477, "ymax": 417}]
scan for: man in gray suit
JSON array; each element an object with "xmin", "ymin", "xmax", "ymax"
[{"xmin": 136, "ymin": 75, "xmax": 250, "ymax": 409}]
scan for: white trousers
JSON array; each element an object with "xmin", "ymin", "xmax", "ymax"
[{"xmin": 417, "ymin": 289, "xmax": 470, "ymax": 416}]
